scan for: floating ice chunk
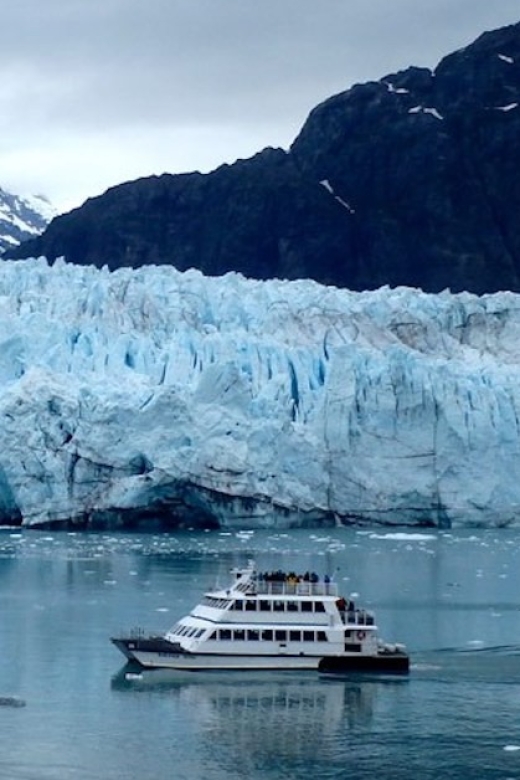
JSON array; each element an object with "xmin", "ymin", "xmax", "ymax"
[
  {"xmin": 0, "ymin": 696, "xmax": 26, "ymax": 708},
  {"xmin": 503, "ymin": 745, "xmax": 520, "ymax": 752},
  {"xmin": 369, "ymin": 533, "xmax": 437, "ymax": 541},
  {"xmin": 498, "ymin": 54, "xmax": 514, "ymax": 64},
  {"xmin": 495, "ymin": 103, "xmax": 518, "ymax": 112}
]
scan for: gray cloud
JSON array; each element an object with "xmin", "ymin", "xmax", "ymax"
[{"xmin": 1, "ymin": 0, "xmax": 519, "ymax": 210}]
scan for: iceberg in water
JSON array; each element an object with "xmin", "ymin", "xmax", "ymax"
[{"xmin": 1, "ymin": 256, "xmax": 520, "ymax": 529}]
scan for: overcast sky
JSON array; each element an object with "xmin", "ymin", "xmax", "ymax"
[{"xmin": 1, "ymin": 1, "xmax": 519, "ymax": 213}]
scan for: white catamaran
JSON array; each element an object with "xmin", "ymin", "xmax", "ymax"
[{"xmin": 111, "ymin": 561, "xmax": 409, "ymax": 674}]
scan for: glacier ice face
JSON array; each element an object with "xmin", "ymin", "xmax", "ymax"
[{"xmin": 1, "ymin": 257, "xmax": 520, "ymax": 529}]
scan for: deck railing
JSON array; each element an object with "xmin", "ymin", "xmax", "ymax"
[{"xmin": 242, "ymin": 579, "xmax": 339, "ymax": 597}]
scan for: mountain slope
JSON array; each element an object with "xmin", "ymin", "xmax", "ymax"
[
  {"xmin": 0, "ymin": 188, "xmax": 57, "ymax": 253},
  {"xmin": 7, "ymin": 21, "xmax": 520, "ymax": 294}
]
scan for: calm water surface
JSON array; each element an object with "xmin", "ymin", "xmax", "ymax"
[{"xmin": 1, "ymin": 526, "xmax": 520, "ymax": 779}]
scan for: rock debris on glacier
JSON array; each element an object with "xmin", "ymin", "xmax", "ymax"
[{"xmin": 1, "ymin": 257, "xmax": 520, "ymax": 529}]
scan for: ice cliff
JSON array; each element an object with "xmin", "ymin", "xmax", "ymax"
[{"xmin": 1, "ymin": 257, "xmax": 520, "ymax": 529}]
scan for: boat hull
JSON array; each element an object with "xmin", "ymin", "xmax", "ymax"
[
  {"xmin": 318, "ymin": 652, "xmax": 409, "ymax": 675},
  {"xmin": 111, "ymin": 637, "xmax": 409, "ymax": 673}
]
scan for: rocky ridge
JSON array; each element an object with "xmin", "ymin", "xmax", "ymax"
[{"xmin": 7, "ymin": 21, "xmax": 520, "ymax": 294}]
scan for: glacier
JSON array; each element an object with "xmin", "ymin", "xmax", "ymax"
[{"xmin": 1, "ymin": 256, "xmax": 520, "ymax": 529}]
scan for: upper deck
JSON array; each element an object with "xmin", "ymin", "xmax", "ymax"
[
  {"xmin": 233, "ymin": 577, "xmax": 339, "ymax": 599},
  {"xmin": 211, "ymin": 566, "xmax": 339, "ymax": 600}
]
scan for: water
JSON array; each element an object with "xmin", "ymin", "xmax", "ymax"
[{"xmin": 1, "ymin": 526, "xmax": 520, "ymax": 779}]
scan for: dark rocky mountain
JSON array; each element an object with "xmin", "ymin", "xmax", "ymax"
[
  {"xmin": 7, "ymin": 21, "xmax": 520, "ymax": 294},
  {"xmin": 0, "ymin": 188, "xmax": 56, "ymax": 254}
]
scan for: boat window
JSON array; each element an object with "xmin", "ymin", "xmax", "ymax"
[
  {"xmin": 233, "ymin": 600, "xmax": 243, "ymax": 611},
  {"xmin": 261, "ymin": 629, "xmax": 273, "ymax": 641},
  {"xmin": 273, "ymin": 600, "xmax": 284, "ymax": 612},
  {"xmin": 314, "ymin": 602, "xmax": 326, "ymax": 613},
  {"xmin": 289, "ymin": 630, "xmax": 300, "ymax": 642},
  {"xmin": 207, "ymin": 597, "xmax": 226, "ymax": 608},
  {"xmin": 234, "ymin": 629, "xmax": 245, "ymax": 641},
  {"xmin": 208, "ymin": 630, "xmax": 217, "ymax": 640},
  {"xmin": 287, "ymin": 601, "xmax": 299, "ymax": 612},
  {"xmin": 247, "ymin": 629, "xmax": 259, "ymax": 641},
  {"xmin": 275, "ymin": 630, "xmax": 287, "ymax": 642},
  {"xmin": 219, "ymin": 629, "xmax": 232, "ymax": 641},
  {"xmin": 259, "ymin": 600, "xmax": 271, "ymax": 611},
  {"xmin": 303, "ymin": 630, "xmax": 314, "ymax": 642},
  {"xmin": 317, "ymin": 631, "xmax": 328, "ymax": 642},
  {"xmin": 301, "ymin": 601, "xmax": 313, "ymax": 612},
  {"xmin": 245, "ymin": 600, "xmax": 256, "ymax": 611},
  {"xmin": 195, "ymin": 629, "xmax": 205, "ymax": 638}
]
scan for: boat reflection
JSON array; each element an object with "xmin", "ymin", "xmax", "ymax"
[{"xmin": 111, "ymin": 664, "xmax": 405, "ymax": 742}]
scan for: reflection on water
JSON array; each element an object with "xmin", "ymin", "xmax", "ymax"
[
  {"xmin": 112, "ymin": 665, "xmax": 377, "ymax": 722},
  {"xmin": 112, "ymin": 665, "xmax": 383, "ymax": 766}
]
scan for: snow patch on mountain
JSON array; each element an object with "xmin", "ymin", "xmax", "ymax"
[
  {"xmin": 0, "ymin": 189, "xmax": 57, "ymax": 254},
  {"xmin": 1, "ymin": 257, "xmax": 520, "ymax": 530}
]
